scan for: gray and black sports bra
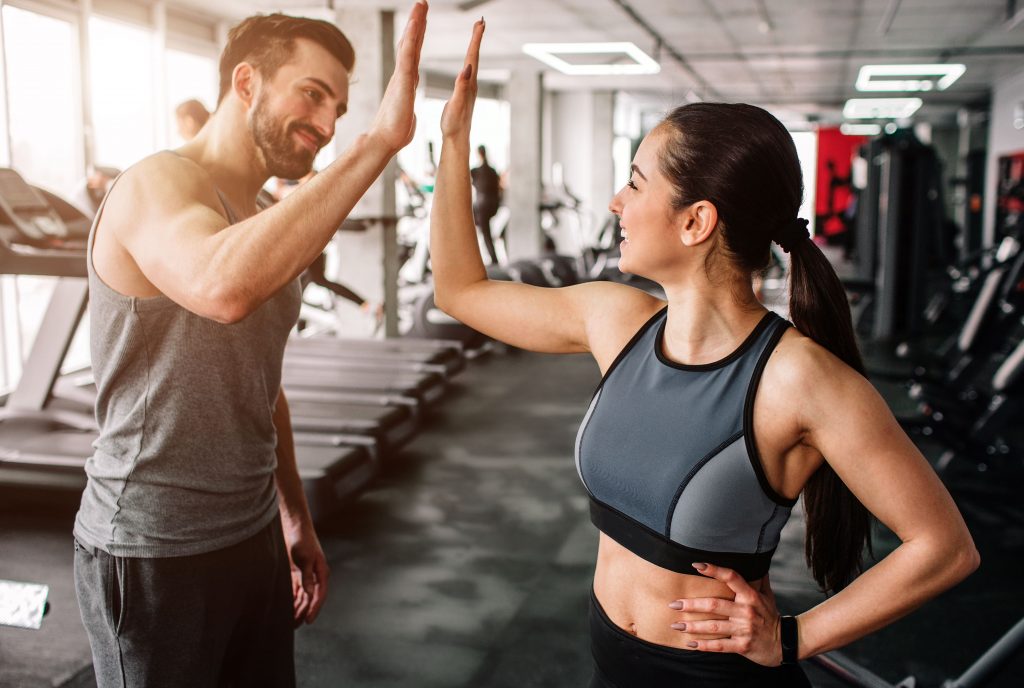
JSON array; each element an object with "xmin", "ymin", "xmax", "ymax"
[{"xmin": 575, "ymin": 307, "xmax": 795, "ymax": 581}]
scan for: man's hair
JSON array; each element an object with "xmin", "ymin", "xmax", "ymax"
[
  {"xmin": 175, "ymin": 99, "xmax": 210, "ymax": 125},
  {"xmin": 217, "ymin": 13, "xmax": 356, "ymax": 104}
]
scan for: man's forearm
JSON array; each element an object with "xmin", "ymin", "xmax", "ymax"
[
  {"xmin": 207, "ymin": 133, "xmax": 397, "ymax": 320},
  {"xmin": 271, "ymin": 389, "xmax": 313, "ymax": 528}
]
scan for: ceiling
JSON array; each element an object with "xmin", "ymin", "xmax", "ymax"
[{"xmin": 175, "ymin": 0, "xmax": 1024, "ymax": 124}]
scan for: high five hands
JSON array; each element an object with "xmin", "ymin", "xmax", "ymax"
[
  {"xmin": 371, "ymin": 1, "xmax": 429, "ymax": 154},
  {"xmin": 440, "ymin": 18, "xmax": 485, "ymax": 140}
]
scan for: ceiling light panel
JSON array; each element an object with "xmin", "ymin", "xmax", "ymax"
[
  {"xmin": 843, "ymin": 97, "xmax": 923, "ymax": 119},
  {"xmin": 521, "ymin": 42, "xmax": 660, "ymax": 75},
  {"xmin": 856, "ymin": 64, "xmax": 966, "ymax": 92}
]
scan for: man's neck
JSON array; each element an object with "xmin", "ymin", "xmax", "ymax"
[{"xmin": 176, "ymin": 103, "xmax": 269, "ymax": 213}]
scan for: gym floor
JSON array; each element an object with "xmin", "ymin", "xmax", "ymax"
[{"xmin": 2, "ymin": 338, "xmax": 1023, "ymax": 687}]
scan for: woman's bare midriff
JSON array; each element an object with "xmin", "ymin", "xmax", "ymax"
[{"xmin": 592, "ymin": 532, "xmax": 766, "ymax": 649}]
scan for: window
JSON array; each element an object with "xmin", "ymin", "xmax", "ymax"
[
  {"xmin": 2, "ymin": 4, "xmax": 82, "ymax": 196},
  {"xmin": 0, "ymin": 4, "xmax": 86, "ymax": 391},
  {"xmin": 89, "ymin": 14, "xmax": 156, "ymax": 170},
  {"xmin": 165, "ymin": 47, "xmax": 217, "ymax": 146}
]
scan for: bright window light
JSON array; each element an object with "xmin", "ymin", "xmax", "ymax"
[
  {"xmin": 843, "ymin": 98, "xmax": 922, "ymax": 119},
  {"xmin": 856, "ymin": 64, "xmax": 965, "ymax": 92},
  {"xmin": 840, "ymin": 123, "xmax": 882, "ymax": 136},
  {"xmin": 522, "ymin": 42, "xmax": 660, "ymax": 76},
  {"xmin": 90, "ymin": 16, "xmax": 156, "ymax": 170}
]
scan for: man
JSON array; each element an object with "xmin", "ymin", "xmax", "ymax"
[
  {"xmin": 73, "ymin": 4, "xmax": 427, "ymax": 685},
  {"xmin": 471, "ymin": 143, "xmax": 501, "ymax": 264},
  {"xmin": 174, "ymin": 98, "xmax": 210, "ymax": 141}
]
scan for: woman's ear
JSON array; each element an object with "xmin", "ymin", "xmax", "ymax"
[{"xmin": 679, "ymin": 200, "xmax": 719, "ymax": 247}]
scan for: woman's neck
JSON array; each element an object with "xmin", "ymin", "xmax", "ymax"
[{"xmin": 659, "ymin": 278, "xmax": 766, "ymax": 365}]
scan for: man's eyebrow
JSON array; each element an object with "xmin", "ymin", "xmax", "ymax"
[
  {"xmin": 630, "ymin": 164, "xmax": 647, "ymax": 181},
  {"xmin": 305, "ymin": 77, "xmax": 336, "ymax": 99}
]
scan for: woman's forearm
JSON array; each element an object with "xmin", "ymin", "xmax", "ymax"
[
  {"xmin": 430, "ymin": 136, "xmax": 488, "ymax": 313},
  {"xmin": 796, "ymin": 535, "xmax": 979, "ymax": 659}
]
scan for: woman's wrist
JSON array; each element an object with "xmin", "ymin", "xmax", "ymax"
[{"xmin": 779, "ymin": 614, "xmax": 799, "ymax": 664}]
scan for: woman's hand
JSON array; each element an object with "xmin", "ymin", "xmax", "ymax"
[
  {"xmin": 370, "ymin": 1, "xmax": 428, "ymax": 154},
  {"xmin": 439, "ymin": 18, "xmax": 485, "ymax": 140},
  {"xmin": 668, "ymin": 563, "xmax": 785, "ymax": 666}
]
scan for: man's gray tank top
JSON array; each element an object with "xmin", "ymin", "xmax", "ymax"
[
  {"xmin": 576, "ymin": 307, "xmax": 795, "ymax": 580},
  {"xmin": 74, "ymin": 175, "xmax": 301, "ymax": 558}
]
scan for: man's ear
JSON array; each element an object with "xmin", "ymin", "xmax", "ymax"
[
  {"xmin": 678, "ymin": 200, "xmax": 719, "ymax": 247},
  {"xmin": 232, "ymin": 62, "xmax": 258, "ymax": 107}
]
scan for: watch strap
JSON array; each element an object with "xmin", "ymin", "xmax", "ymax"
[{"xmin": 780, "ymin": 615, "xmax": 798, "ymax": 665}]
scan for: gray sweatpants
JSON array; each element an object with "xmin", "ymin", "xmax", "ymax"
[{"xmin": 73, "ymin": 518, "xmax": 295, "ymax": 688}]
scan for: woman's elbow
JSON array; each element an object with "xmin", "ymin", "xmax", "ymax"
[{"xmin": 953, "ymin": 538, "xmax": 981, "ymax": 580}]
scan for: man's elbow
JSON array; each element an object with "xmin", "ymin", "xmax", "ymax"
[{"xmin": 191, "ymin": 279, "xmax": 254, "ymax": 324}]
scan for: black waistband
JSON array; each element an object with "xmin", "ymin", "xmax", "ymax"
[{"xmin": 590, "ymin": 498, "xmax": 774, "ymax": 581}]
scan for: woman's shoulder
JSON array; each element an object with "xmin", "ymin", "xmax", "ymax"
[
  {"xmin": 761, "ymin": 324, "xmax": 871, "ymax": 414},
  {"xmin": 574, "ymin": 282, "xmax": 664, "ymax": 373}
]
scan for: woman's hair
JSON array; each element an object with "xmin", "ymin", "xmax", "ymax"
[{"xmin": 656, "ymin": 102, "xmax": 871, "ymax": 593}]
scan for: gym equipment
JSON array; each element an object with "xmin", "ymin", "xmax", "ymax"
[
  {"xmin": 812, "ymin": 616, "xmax": 1024, "ymax": 688},
  {"xmin": 848, "ymin": 130, "xmax": 952, "ymax": 341}
]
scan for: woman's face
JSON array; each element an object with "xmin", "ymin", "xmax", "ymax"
[{"xmin": 608, "ymin": 130, "xmax": 689, "ymax": 280}]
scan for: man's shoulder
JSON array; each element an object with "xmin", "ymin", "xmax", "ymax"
[{"xmin": 104, "ymin": 151, "xmax": 219, "ymax": 223}]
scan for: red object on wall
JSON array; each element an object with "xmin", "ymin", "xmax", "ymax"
[{"xmin": 816, "ymin": 127, "xmax": 866, "ymax": 237}]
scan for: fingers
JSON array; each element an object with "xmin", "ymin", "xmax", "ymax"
[
  {"xmin": 679, "ymin": 637, "xmax": 753, "ymax": 654},
  {"xmin": 398, "ymin": 1, "xmax": 428, "ymax": 74},
  {"xmin": 305, "ymin": 558, "xmax": 330, "ymax": 624},
  {"xmin": 692, "ymin": 562, "xmax": 756, "ymax": 599},
  {"xmin": 291, "ymin": 570, "xmax": 311, "ymax": 626},
  {"xmin": 462, "ymin": 18, "xmax": 485, "ymax": 79},
  {"xmin": 667, "ymin": 596, "xmax": 741, "ymax": 616}
]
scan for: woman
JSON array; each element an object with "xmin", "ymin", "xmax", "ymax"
[{"xmin": 431, "ymin": 21, "xmax": 979, "ymax": 687}]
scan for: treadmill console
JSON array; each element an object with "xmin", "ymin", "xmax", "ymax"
[{"xmin": 0, "ymin": 168, "xmax": 84, "ymax": 249}]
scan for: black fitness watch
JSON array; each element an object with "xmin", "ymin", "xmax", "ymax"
[{"xmin": 780, "ymin": 615, "xmax": 799, "ymax": 665}]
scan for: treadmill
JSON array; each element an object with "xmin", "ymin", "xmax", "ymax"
[{"xmin": 0, "ymin": 168, "xmax": 374, "ymax": 519}]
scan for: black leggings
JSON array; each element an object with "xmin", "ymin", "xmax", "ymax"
[{"xmin": 589, "ymin": 589, "xmax": 811, "ymax": 688}]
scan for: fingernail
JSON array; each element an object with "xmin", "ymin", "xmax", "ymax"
[
  {"xmin": 668, "ymin": 600, "xmax": 683, "ymax": 610},
  {"xmin": 462, "ymin": 64, "xmax": 473, "ymax": 80},
  {"xmin": 670, "ymin": 622, "xmax": 687, "ymax": 631},
  {"xmin": 687, "ymin": 641, "xmax": 698, "ymax": 648},
  {"xmin": 692, "ymin": 562, "xmax": 708, "ymax": 572}
]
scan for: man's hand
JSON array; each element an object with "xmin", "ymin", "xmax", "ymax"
[
  {"xmin": 283, "ymin": 519, "xmax": 330, "ymax": 626},
  {"xmin": 370, "ymin": 1, "xmax": 428, "ymax": 153}
]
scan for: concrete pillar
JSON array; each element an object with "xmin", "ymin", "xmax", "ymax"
[
  {"xmin": 322, "ymin": 7, "xmax": 399, "ymax": 337},
  {"xmin": 505, "ymin": 66, "xmax": 544, "ymax": 261},
  {"xmin": 589, "ymin": 92, "xmax": 615, "ymax": 234},
  {"xmin": 546, "ymin": 90, "xmax": 615, "ymax": 253}
]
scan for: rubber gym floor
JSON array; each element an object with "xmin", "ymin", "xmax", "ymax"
[{"xmin": 2, "ymin": 340, "xmax": 1023, "ymax": 687}]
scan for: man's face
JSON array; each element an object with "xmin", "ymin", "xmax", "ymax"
[{"xmin": 249, "ymin": 38, "xmax": 350, "ymax": 179}]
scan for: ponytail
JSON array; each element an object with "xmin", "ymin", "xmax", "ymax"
[{"xmin": 787, "ymin": 237, "xmax": 873, "ymax": 593}]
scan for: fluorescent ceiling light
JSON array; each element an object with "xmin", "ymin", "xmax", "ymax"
[
  {"xmin": 856, "ymin": 64, "xmax": 966, "ymax": 92},
  {"xmin": 843, "ymin": 97, "xmax": 922, "ymax": 119},
  {"xmin": 522, "ymin": 42, "xmax": 660, "ymax": 76},
  {"xmin": 840, "ymin": 123, "xmax": 882, "ymax": 136}
]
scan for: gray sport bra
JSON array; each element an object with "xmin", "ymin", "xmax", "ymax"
[{"xmin": 575, "ymin": 307, "xmax": 794, "ymax": 580}]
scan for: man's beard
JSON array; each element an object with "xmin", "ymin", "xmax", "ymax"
[{"xmin": 250, "ymin": 94, "xmax": 322, "ymax": 180}]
